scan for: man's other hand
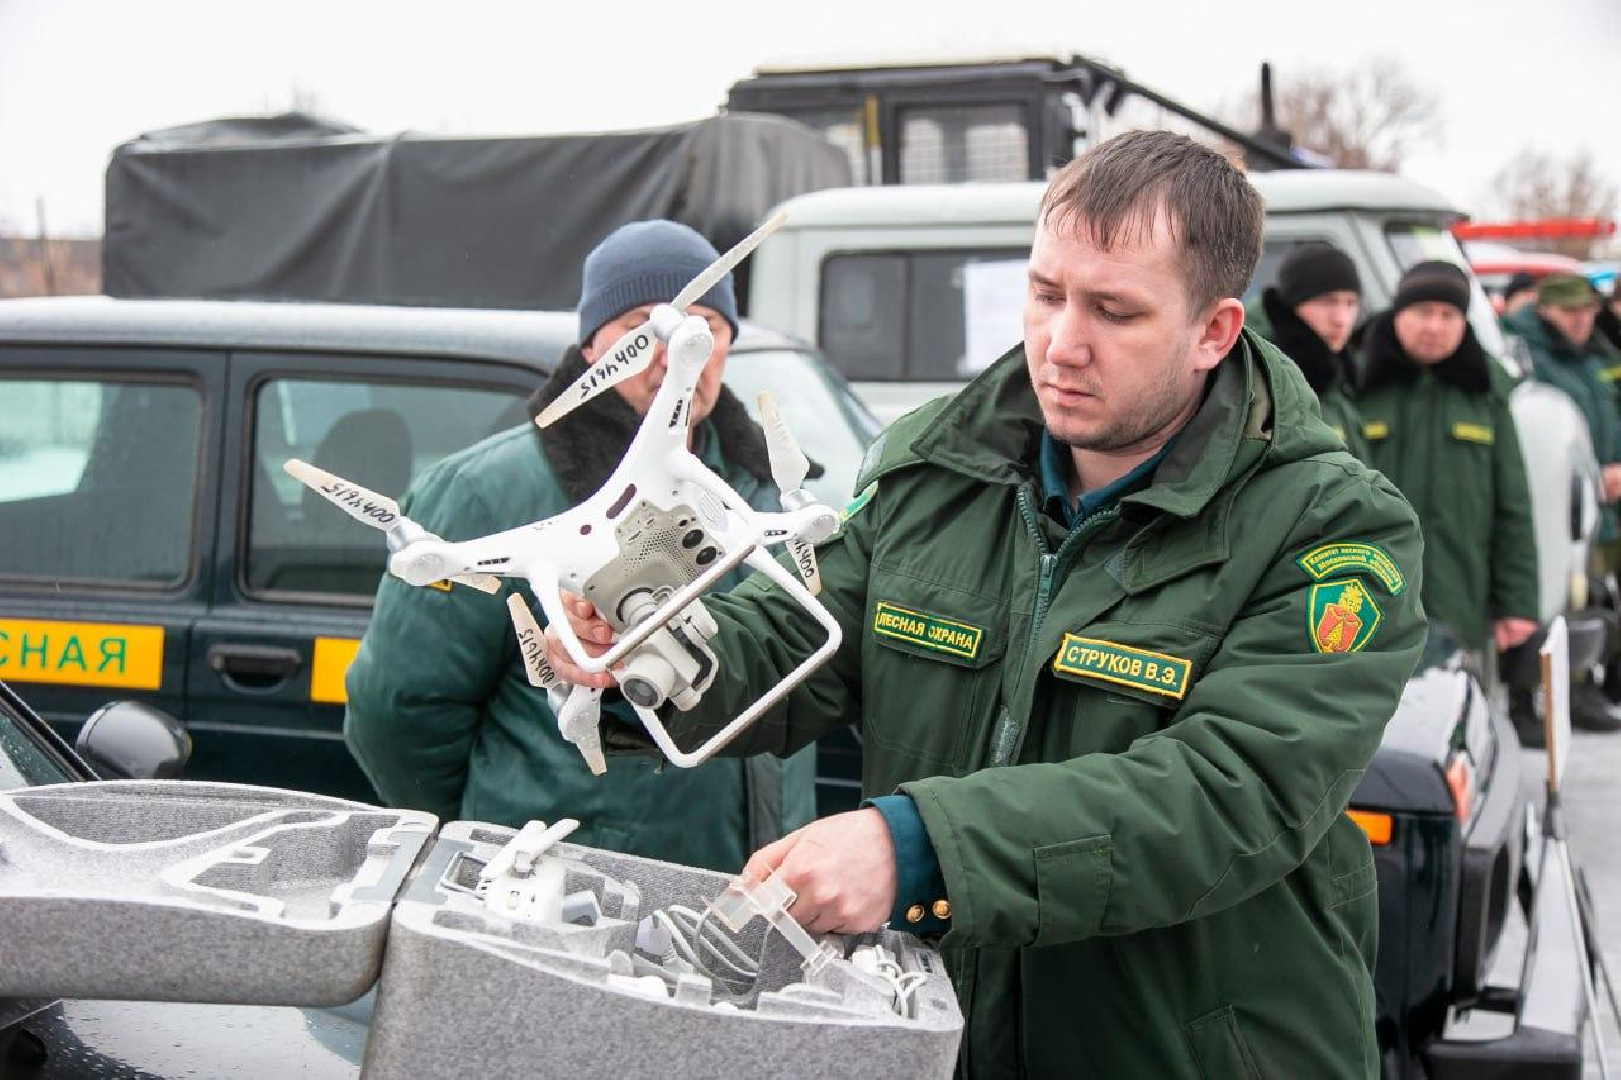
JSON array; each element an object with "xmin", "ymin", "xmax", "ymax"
[
  {"xmin": 1602, "ymin": 463, "xmax": 1621, "ymax": 503},
  {"xmin": 742, "ymin": 809, "xmax": 898, "ymax": 935},
  {"xmin": 542, "ymin": 592, "xmax": 618, "ymax": 689},
  {"xmin": 1495, "ymin": 617, "xmax": 1538, "ymax": 651}
]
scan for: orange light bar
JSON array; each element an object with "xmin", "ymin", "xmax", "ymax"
[
  {"xmin": 1452, "ymin": 218, "xmax": 1616, "ymax": 241},
  {"xmin": 1347, "ymin": 810, "xmax": 1393, "ymax": 845}
]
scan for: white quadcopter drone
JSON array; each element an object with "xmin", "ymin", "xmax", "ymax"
[{"xmin": 285, "ymin": 212, "xmax": 842, "ymax": 774}]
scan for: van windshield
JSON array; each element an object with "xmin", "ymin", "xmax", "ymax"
[{"xmin": 1384, "ymin": 223, "xmax": 1507, "ymax": 357}]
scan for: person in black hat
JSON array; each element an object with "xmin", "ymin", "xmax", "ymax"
[
  {"xmin": 1246, "ymin": 241, "xmax": 1368, "ymax": 457},
  {"xmin": 344, "ymin": 219, "xmax": 820, "ymax": 869},
  {"xmin": 1356, "ymin": 260, "xmax": 1541, "ymax": 662},
  {"xmin": 1499, "ymin": 271, "xmax": 1539, "ymax": 318}
]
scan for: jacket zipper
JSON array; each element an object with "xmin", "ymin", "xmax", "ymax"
[{"xmin": 990, "ymin": 487, "xmax": 1116, "ymax": 766}]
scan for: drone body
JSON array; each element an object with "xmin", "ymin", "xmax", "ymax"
[{"xmin": 287, "ymin": 213, "xmax": 842, "ymax": 774}]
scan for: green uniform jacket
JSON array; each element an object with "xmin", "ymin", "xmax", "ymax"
[
  {"xmin": 1245, "ymin": 289, "xmax": 1370, "ymax": 460},
  {"xmin": 1502, "ymin": 305, "xmax": 1621, "ymax": 540},
  {"xmin": 345, "ymin": 362, "xmax": 816, "ymax": 874},
  {"xmin": 1357, "ymin": 313, "xmax": 1541, "ymax": 650},
  {"xmin": 647, "ymin": 331, "xmax": 1426, "ymax": 1077}
]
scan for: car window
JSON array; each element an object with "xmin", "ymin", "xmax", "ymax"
[
  {"xmin": 722, "ymin": 348, "xmax": 878, "ymax": 505},
  {"xmin": 244, "ymin": 377, "xmax": 527, "ymax": 600},
  {"xmin": 0, "ymin": 690, "xmax": 77, "ymax": 788},
  {"xmin": 0, "ymin": 377, "xmax": 202, "ymax": 586},
  {"xmin": 898, "ymin": 103, "xmax": 1029, "ymax": 184},
  {"xmin": 820, "ymin": 248, "xmax": 1028, "ymax": 382}
]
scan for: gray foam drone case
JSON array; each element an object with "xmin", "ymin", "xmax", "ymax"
[{"xmin": 0, "ymin": 781, "xmax": 963, "ymax": 1078}]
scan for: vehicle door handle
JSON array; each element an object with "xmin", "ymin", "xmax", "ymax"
[{"xmin": 207, "ymin": 644, "xmax": 304, "ymax": 681}]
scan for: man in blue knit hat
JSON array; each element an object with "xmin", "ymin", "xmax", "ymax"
[{"xmin": 345, "ymin": 220, "xmax": 818, "ymax": 871}]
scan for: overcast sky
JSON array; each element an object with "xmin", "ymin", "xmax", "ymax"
[{"xmin": 2, "ymin": 0, "xmax": 1617, "ymax": 237}]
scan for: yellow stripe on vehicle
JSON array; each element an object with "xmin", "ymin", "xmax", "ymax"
[
  {"xmin": 0, "ymin": 618, "xmax": 164, "ymax": 690},
  {"xmin": 310, "ymin": 637, "xmax": 362, "ymax": 704}
]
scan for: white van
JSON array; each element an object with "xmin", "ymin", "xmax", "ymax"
[
  {"xmin": 748, "ymin": 171, "xmax": 1512, "ymax": 422},
  {"xmin": 748, "ymin": 171, "xmax": 1595, "ymax": 626}
]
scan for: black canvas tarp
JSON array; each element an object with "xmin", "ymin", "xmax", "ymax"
[{"xmin": 103, "ymin": 112, "xmax": 851, "ymax": 311}]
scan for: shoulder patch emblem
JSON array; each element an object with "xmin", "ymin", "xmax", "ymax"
[
  {"xmin": 1363, "ymin": 420, "xmax": 1389, "ymax": 440},
  {"xmin": 1297, "ymin": 542, "xmax": 1407, "ymax": 595},
  {"xmin": 1308, "ymin": 580, "xmax": 1382, "ymax": 654},
  {"xmin": 1451, "ymin": 422, "xmax": 1494, "ymax": 445},
  {"xmin": 1052, "ymin": 635, "xmax": 1191, "ymax": 700},
  {"xmin": 872, "ymin": 601, "xmax": 982, "ymax": 660}
]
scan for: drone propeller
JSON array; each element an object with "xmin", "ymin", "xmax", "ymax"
[
  {"xmin": 283, "ymin": 459, "xmax": 501, "ymax": 593},
  {"xmin": 756, "ymin": 392, "xmax": 822, "ymax": 596},
  {"xmin": 534, "ymin": 210, "xmax": 788, "ymax": 430},
  {"xmin": 506, "ymin": 593, "xmax": 559, "ymax": 690}
]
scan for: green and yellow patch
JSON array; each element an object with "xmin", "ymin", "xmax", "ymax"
[
  {"xmin": 872, "ymin": 601, "xmax": 982, "ymax": 660},
  {"xmin": 1451, "ymin": 422, "xmax": 1494, "ymax": 445},
  {"xmin": 1363, "ymin": 420, "xmax": 1389, "ymax": 440},
  {"xmin": 1297, "ymin": 542, "xmax": 1407, "ymax": 595},
  {"xmin": 1308, "ymin": 579, "xmax": 1383, "ymax": 654},
  {"xmin": 1052, "ymin": 634, "xmax": 1191, "ymax": 699}
]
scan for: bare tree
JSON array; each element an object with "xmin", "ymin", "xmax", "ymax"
[
  {"xmin": 1228, "ymin": 57, "xmax": 1443, "ymax": 172},
  {"xmin": 1492, "ymin": 147, "xmax": 1618, "ymax": 259}
]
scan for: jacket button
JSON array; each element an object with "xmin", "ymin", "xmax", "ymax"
[
  {"xmin": 905, "ymin": 904, "xmax": 926, "ymax": 924},
  {"xmin": 932, "ymin": 899, "xmax": 952, "ymax": 920}
]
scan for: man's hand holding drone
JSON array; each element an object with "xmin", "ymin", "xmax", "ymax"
[{"xmin": 284, "ymin": 212, "xmax": 843, "ymax": 775}]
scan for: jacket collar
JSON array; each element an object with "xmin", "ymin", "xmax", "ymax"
[
  {"xmin": 1359, "ymin": 310, "xmax": 1493, "ymax": 395},
  {"xmin": 1259, "ymin": 287, "xmax": 1357, "ymax": 396},
  {"xmin": 525, "ymin": 347, "xmax": 779, "ymax": 504}
]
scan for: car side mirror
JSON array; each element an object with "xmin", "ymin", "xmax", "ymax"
[{"xmin": 75, "ymin": 701, "xmax": 191, "ymax": 780}]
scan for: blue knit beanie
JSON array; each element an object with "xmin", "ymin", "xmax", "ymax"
[{"xmin": 576, "ymin": 220, "xmax": 740, "ymax": 346}]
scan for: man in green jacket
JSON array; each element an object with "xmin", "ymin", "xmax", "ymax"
[
  {"xmin": 1504, "ymin": 273, "xmax": 1621, "ymax": 539},
  {"xmin": 551, "ymin": 133, "xmax": 1426, "ymax": 1077},
  {"xmin": 345, "ymin": 220, "xmax": 816, "ymax": 873},
  {"xmin": 1245, "ymin": 241, "xmax": 1370, "ymax": 458},
  {"xmin": 1503, "ymin": 272, "xmax": 1621, "ymax": 732},
  {"xmin": 1357, "ymin": 260, "xmax": 1540, "ymax": 657}
]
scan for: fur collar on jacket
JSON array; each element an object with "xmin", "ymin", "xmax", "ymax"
[
  {"xmin": 1358, "ymin": 309, "xmax": 1493, "ymax": 395},
  {"xmin": 525, "ymin": 347, "xmax": 787, "ymax": 504},
  {"xmin": 1260, "ymin": 287, "xmax": 1358, "ymax": 396}
]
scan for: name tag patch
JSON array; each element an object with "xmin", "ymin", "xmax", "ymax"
[
  {"xmin": 872, "ymin": 601, "xmax": 982, "ymax": 660},
  {"xmin": 1297, "ymin": 542, "xmax": 1407, "ymax": 595},
  {"xmin": 1451, "ymin": 422, "xmax": 1494, "ymax": 445},
  {"xmin": 1052, "ymin": 635, "xmax": 1190, "ymax": 700}
]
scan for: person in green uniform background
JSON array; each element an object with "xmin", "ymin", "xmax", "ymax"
[
  {"xmin": 344, "ymin": 220, "xmax": 817, "ymax": 872},
  {"xmin": 1358, "ymin": 260, "xmax": 1540, "ymax": 657},
  {"xmin": 1504, "ymin": 272, "xmax": 1621, "ymax": 732},
  {"xmin": 549, "ymin": 131, "xmax": 1427, "ymax": 1078},
  {"xmin": 1246, "ymin": 240, "xmax": 1369, "ymax": 457}
]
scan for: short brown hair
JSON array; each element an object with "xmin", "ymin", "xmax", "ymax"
[{"xmin": 1039, "ymin": 130, "xmax": 1264, "ymax": 316}]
